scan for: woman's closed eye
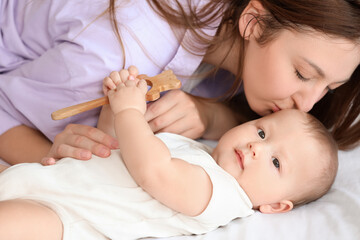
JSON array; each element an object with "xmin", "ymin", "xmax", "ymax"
[
  {"xmin": 295, "ymin": 69, "xmax": 310, "ymax": 82},
  {"xmin": 272, "ymin": 157, "xmax": 280, "ymax": 169},
  {"xmin": 296, "ymin": 68, "xmax": 337, "ymax": 94}
]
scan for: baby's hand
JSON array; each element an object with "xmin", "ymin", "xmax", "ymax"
[
  {"xmin": 102, "ymin": 66, "xmax": 139, "ymax": 95},
  {"xmin": 108, "ymin": 78, "xmax": 148, "ymax": 116}
]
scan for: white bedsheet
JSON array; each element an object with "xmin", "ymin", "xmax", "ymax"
[
  {"xmin": 0, "ymin": 144, "xmax": 359, "ymax": 240},
  {"xmin": 157, "ymin": 142, "xmax": 360, "ymax": 240}
]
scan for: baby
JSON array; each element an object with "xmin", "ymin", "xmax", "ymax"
[{"xmin": 0, "ymin": 71, "xmax": 338, "ymax": 240}]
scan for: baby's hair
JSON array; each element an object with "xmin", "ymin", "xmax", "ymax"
[{"xmin": 292, "ymin": 113, "xmax": 339, "ymax": 207}]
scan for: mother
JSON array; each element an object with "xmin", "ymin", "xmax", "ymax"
[{"xmin": 0, "ymin": 0, "xmax": 359, "ymax": 164}]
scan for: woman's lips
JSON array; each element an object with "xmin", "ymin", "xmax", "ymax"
[
  {"xmin": 272, "ymin": 104, "xmax": 281, "ymax": 113},
  {"xmin": 235, "ymin": 149, "xmax": 244, "ymax": 170}
]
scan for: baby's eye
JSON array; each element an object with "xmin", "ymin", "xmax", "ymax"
[
  {"xmin": 272, "ymin": 157, "xmax": 280, "ymax": 169},
  {"xmin": 257, "ymin": 129, "xmax": 265, "ymax": 139}
]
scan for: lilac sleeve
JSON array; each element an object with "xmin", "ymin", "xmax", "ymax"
[
  {"xmin": 0, "ymin": 42, "xmax": 109, "ymax": 140},
  {"xmin": 0, "ymin": 0, "xmax": 220, "ymax": 141},
  {"xmin": 0, "ymin": 0, "xmax": 182, "ymax": 141}
]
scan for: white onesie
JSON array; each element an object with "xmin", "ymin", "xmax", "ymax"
[{"xmin": 0, "ymin": 133, "xmax": 253, "ymax": 239}]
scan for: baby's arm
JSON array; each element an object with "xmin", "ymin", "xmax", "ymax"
[{"xmin": 108, "ymin": 73, "xmax": 212, "ymax": 217}]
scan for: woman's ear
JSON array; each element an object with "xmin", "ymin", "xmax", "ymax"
[
  {"xmin": 239, "ymin": 0, "xmax": 267, "ymax": 40},
  {"xmin": 258, "ymin": 200, "xmax": 294, "ymax": 214}
]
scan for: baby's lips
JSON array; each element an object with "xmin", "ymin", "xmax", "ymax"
[{"xmin": 235, "ymin": 149, "xmax": 245, "ymax": 170}]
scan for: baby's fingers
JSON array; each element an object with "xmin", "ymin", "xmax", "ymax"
[
  {"xmin": 128, "ymin": 65, "xmax": 139, "ymax": 78},
  {"xmin": 119, "ymin": 69, "xmax": 130, "ymax": 83},
  {"xmin": 124, "ymin": 78, "xmax": 137, "ymax": 87},
  {"xmin": 109, "ymin": 71, "xmax": 122, "ymax": 85},
  {"xmin": 103, "ymin": 76, "xmax": 117, "ymax": 95},
  {"xmin": 138, "ymin": 79, "xmax": 148, "ymax": 95}
]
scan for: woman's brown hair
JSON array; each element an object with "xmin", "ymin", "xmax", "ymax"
[{"xmin": 108, "ymin": 0, "xmax": 360, "ymax": 150}]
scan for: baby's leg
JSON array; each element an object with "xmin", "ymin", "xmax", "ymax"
[{"xmin": 0, "ymin": 199, "xmax": 63, "ymax": 240}]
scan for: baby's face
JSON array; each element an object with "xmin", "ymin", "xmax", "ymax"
[{"xmin": 212, "ymin": 110, "xmax": 321, "ymax": 208}]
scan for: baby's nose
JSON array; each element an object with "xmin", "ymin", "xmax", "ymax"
[{"xmin": 247, "ymin": 142, "xmax": 261, "ymax": 159}]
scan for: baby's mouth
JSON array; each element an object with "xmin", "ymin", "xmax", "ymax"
[{"xmin": 235, "ymin": 149, "xmax": 244, "ymax": 170}]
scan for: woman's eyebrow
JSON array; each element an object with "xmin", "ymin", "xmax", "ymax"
[
  {"xmin": 302, "ymin": 57, "xmax": 350, "ymax": 83},
  {"xmin": 302, "ymin": 57, "xmax": 325, "ymax": 78}
]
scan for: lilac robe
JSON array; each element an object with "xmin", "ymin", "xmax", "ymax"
[{"xmin": 0, "ymin": 0, "xmax": 219, "ymax": 140}]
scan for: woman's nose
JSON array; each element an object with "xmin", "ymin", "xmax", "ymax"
[{"xmin": 292, "ymin": 85, "xmax": 327, "ymax": 112}]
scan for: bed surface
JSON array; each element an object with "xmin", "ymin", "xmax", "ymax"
[
  {"xmin": 156, "ymin": 142, "xmax": 360, "ymax": 240},
  {"xmin": 0, "ymin": 144, "xmax": 359, "ymax": 240}
]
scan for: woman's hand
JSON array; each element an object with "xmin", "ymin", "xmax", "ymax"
[
  {"xmin": 144, "ymin": 90, "xmax": 208, "ymax": 139},
  {"xmin": 145, "ymin": 90, "xmax": 240, "ymax": 140},
  {"xmin": 42, "ymin": 66, "xmax": 141, "ymax": 165},
  {"xmin": 41, "ymin": 124, "xmax": 118, "ymax": 165}
]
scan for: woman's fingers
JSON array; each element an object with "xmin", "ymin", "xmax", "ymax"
[
  {"xmin": 45, "ymin": 124, "xmax": 118, "ymax": 164},
  {"xmin": 145, "ymin": 90, "xmax": 182, "ymax": 124},
  {"xmin": 145, "ymin": 90, "xmax": 178, "ymax": 122},
  {"xmin": 55, "ymin": 142, "xmax": 93, "ymax": 159},
  {"xmin": 40, "ymin": 157, "xmax": 56, "ymax": 166},
  {"xmin": 147, "ymin": 102, "xmax": 184, "ymax": 132},
  {"xmin": 145, "ymin": 90, "xmax": 206, "ymax": 139},
  {"xmin": 64, "ymin": 124, "xmax": 118, "ymax": 149},
  {"xmin": 156, "ymin": 114, "xmax": 205, "ymax": 139},
  {"xmin": 64, "ymin": 134, "xmax": 112, "ymax": 157}
]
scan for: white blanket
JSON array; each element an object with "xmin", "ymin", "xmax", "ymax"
[{"xmin": 1, "ymin": 144, "xmax": 359, "ymax": 240}]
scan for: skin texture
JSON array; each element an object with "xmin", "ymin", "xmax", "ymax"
[
  {"xmin": 0, "ymin": 125, "xmax": 52, "ymax": 164},
  {"xmin": 106, "ymin": 76, "xmax": 213, "ymax": 217},
  {"xmin": 212, "ymin": 109, "xmax": 324, "ymax": 212},
  {"xmin": 104, "ymin": 70, "xmax": 327, "ymax": 214},
  {"xmin": 0, "ymin": 199, "xmax": 63, "ymax": 240},
  {"xmin": 241, "ymin": 28, "xmax": 359, "ymax": 116}
]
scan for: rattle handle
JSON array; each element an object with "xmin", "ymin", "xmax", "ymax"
[
  {"xmin": 51, "ymin": 70, "xmax": 181, "ymax": 120},
  {"xmin": 51, "ymin": 97, "xmax": 109, "ymax": 120}
]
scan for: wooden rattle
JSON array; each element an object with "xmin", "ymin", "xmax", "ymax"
[{"xmin": 51, "ymin": 70, "xmax": 181, "ymax": 120}]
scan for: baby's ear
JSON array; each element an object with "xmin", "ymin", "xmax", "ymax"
[{"xmin": 258, "ymin": 200, "xmax": 293, "ymax": 214}]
